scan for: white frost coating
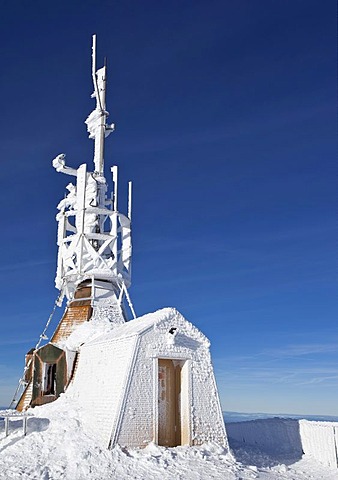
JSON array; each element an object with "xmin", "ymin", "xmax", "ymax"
[
  {"xmin": 64, "ymin": 349, "xmax": 77, "ymax": 380},
  {"xmin": 68, "ymin": 307, "xmax": 226, "ymax": 449},
  {"xmin": 0, "ymin": 395, "xmax": 337, "ymax": 479},
  {"xmin": 57, "ymin": 301, "xmax": 124, "ymax": 353},
  {"xmin": 85, "ymin": 109, "xmax": 114, "ymax": 140},
  {"xmin": 299, "ymin": 420, "xmax": 338, "ymax": 468},
  {"xmin": 226, "ymin": 418, "xmax": 338, "ymax": 468},
  {"xmin": 54, "ymin": 160, "xmax": 132, "ymax": 303},
  {"xmin": 91, "ymin": 304, "xmax": 124, "ymax": 324},
  {"xmin": 87, "ymin": 307, "xmax": 209, "ymax": 346},
  {"xmin": 85, "ymin": 108, "xmax": 103, "ymax": 140},
  {"xmin": 68, "ymin": 335, "xmax": 138, "ymax": 447},
  {"xmin": 91, "ymin": 281, "xmax": 115, "ymax": 306},
  {"xmin": 85, "ymin": 65, "xmax": 114, "ymax": 173},
  {"xmin": 52, "ymin": 38, "xmax": 132, "ymax": 313},
  {"xmin": 83, "ymin": 174, "xmax": 98, "ymax": 233},
  {"xmin": 86, "ymin": 67, "xmax": 114, "ymax": 139},
  {"xmin": 119, "ymin": 213, "xmax": 132, "ymax": 271},
  {"xmin": 57, "ymin": 317, "xmax": 115, "ymax": 352},
  {"xmin": 52, "ymin": 153, "xmax": 78, "ymax": 177},
  {"xmin": 56, "ymin": 183, "xmax": 77, "ymax": 213}
]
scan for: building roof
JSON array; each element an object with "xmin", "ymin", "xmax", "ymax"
[{"xmin": 85, "ymin": 307, "xmax": 208, "ymax": 346}]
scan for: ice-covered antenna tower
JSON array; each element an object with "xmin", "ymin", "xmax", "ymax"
[
  {"xmin": 52, "ymin": 35, "xmax": 135, "ymax": 318},
  {"xmin": 86, "ymin": 34, "xmax": 114, "ymax": 175}
]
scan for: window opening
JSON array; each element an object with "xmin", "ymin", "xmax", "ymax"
[{"xmin": 42, "ymin": 363, "xmax": 57, "ymax": 395}]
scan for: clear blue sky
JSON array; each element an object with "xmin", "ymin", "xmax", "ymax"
[{"xmin": 0, "ymin": 1, "xmax": 336, "ymax": 415}]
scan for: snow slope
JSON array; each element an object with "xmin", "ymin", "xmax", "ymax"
[{"xmin": 0, "ymin": 397, "xmax": 337, "ymax": 480}]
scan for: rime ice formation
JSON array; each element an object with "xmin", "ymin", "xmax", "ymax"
[
  {"xmin": 51, "ymin": 37, "xmax": 132, "ymax": 308},
  {"xmin": 226, "ymin": 418, "xmax": 338, "ymax": 468},
  {"xmin": 68, "ymin": 308, "xmax": 227, "ymax": 448},
  {"xmin": 0, "ymin": 405, "xmax": 337, "ymax": 479},
  {"xmin": 300, "ymin": 420, "xmax": 338, "ymax": 468},
  {"xmin": 14, "ymin": 35, "xmax": 135, "ymax": 412},
  {"xmin": 12, "ymin": 35, "xmax": 228, "ymax": 451}
]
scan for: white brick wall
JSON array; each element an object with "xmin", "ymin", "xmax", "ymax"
[
  {"xmin": 67, "ymin": 308, "xmax": 227, "ymax": 449},
  {"xmin": 117, "ymin": 311, "xmax": 227, "ymax": 448},
  {"xmin": 117, "ymin": 336, "xmax": 154, "ymax": 447},
  {"xmin": 68, "ymin": 335, "xmax": 137, "ymax": 447},
  {"xmin": 190, "ymin": 351, "xmax": 226, "ymax": 445}
]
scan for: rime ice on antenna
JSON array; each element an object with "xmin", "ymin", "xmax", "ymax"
[
  {"xmin": 52, "ymin": 35, "xmax": 134, "ymax": 318},
  {"xmin": 85, "ymin": 34, "xmax": 115, "ymax": 175},
  {"xmin": 15, "ymin": 37, "xmax": 227, "ymax": 453}
]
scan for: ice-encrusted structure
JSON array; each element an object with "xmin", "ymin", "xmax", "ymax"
[
  {"xmin": 15, "ymin": 36, "xmax": 135, "ymax": 412},
  {"xmin": 52, "ymin": 46, "xmax": 132, "ymax": 307},
  {"xmin": 226, "ymin": 418, "xmax": 338, "ymax": 468},
  {"xmin": 68, "ymin": 308, "xmax": 227, "ymax": 448},
  {"xmin": 300, "ymin": 420, "xmax": 338, "ymax": 468},
  {"xmin": 14, "ymin": 35, "xmax": 227, "ymax": 451}
]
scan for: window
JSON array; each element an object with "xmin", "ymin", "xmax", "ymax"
[{"xmin": 42, "ymin": 363, "xmax": 56, "ymax": 395}]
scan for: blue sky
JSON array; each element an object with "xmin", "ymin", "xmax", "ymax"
[{"xmin": 0, "ymin": 1, "xmax": 336, "ymax": 414}]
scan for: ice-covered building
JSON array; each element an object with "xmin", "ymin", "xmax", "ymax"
[
  {"xmin": 14, "ymin": 36, "xmax": 227, "ymax": 448},
  {"xmin": 70, "ymin": 308, "xmax": 226, "ymax": 448}
]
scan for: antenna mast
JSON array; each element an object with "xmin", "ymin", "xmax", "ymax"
[
  {"xmin": 92, "ymin": 34, "xmax": 106, "ymax": 175},
  {"xmin": 86, "ymin": 34, "xmax": 114, "ymax": 175},
  {"xmin": 52, "ymin": 35, "xmax": 133, "ymax": 318}
]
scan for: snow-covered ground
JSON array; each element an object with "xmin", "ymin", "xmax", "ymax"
[{"xmin": 0, "ymin": 398, "xmax": 337, "ymax": 480}]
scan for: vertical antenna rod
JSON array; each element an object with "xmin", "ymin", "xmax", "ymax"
[
  {"xmin": 86, "ymin": 35, "xmax": 114, "ymax": 175},
  {"xmin": 92, "ymin": 34, "xmax": 97, "ymax": 89},
  {"xmin": 92, "ymin": 34, "xmax": 107, "ymax": 175},
  {"xmin": 111, "ymin": 166, "xmax": 118, "ymax": 211},
  {"xmin": 128, "ymin": 181, "xmax": 132, "ymax": 220}
]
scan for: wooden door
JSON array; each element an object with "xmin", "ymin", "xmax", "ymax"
[{"xmin": 158, "ymin": 359, "xmax": 182, "ymax": 447}]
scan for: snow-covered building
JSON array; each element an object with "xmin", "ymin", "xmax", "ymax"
[
  {"xmin": 14, "ymin": 36, "xmax": 227, "ymax": 449},
  {"xmin": 70, "ymin": 308, "xmax": 226, "ymax": 448}
]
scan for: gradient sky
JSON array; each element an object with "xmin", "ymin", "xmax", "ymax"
[{"xmin": 0, "ymin": 1, "xmax": 336, "ymax": 414}]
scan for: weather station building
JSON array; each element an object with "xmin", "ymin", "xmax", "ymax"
[{"xmin": 13, "ymin": 36, "xmax": 227, "ymax": 450}]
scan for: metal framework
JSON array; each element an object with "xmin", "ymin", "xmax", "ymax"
[
  {"xmin": 52, "ymin": 35, "xmax": 134, "ymax": 314},
  {"xmin": 10, "ymin": 35, "xmax": 136, "ymax": 410}
]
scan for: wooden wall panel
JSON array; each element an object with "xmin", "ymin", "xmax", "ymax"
[{"xmin": 51, "ymin": 304, "xmax": 92, "ymax": 343}]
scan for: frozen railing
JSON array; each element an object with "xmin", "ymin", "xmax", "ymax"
[{"xmin": 0, "ymin": 410, "xmax": 33, "ymax": 438}]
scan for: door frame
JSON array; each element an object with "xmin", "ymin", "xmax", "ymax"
[{"xmin": 153, "ymin": 357, "xmax": 192, "ymax": 446}]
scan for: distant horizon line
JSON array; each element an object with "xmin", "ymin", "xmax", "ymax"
[
  {"xmin": 1, "ymin": 406, "xmax": 337, "ymax": 422},
  {"xmin": 222, "ymin": 410, "xmax": 338, "ymax": 423}
]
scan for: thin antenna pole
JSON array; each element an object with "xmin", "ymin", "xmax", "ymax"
[
  {"xmin": 111, "ymin": 165, "xmax": 118, "ymax": 275},
  {"xmin": 91, "ymin": 34, "xmax": 107, "ymax": 175},
  {"xmin": 92, "ymin": 34, "xmax": 97, "ymax": 87},
  {"xmin": 128, "ymin": 181, "xmax": 132, "ymax": 220},
  {"xmin": 111, "ymin": 166, "xmax": 118, "ymax": 211}
]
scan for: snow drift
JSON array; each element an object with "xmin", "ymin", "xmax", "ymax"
[{"xmin": 1, "ymin": 399, "xmax": 337, "ymax": 479}]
